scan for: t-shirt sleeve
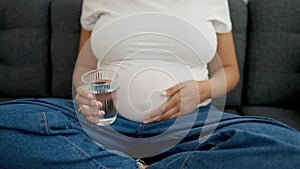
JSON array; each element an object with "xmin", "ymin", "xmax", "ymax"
[
  {"xmin": 80, "ymin": 0, "xmax": 101, "ymax": 31},
  {"xmin": 209, "ymin": 0, "xmax": 232, "ymax": 33}
]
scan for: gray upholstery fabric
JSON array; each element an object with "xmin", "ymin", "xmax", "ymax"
[
  {"xmin": 50, "ymin": 0, "xmax": 82, "ymax": 98},
  {"xmin": 243, "ymin": 106, "xmax": 300, "ymax": 131},
  {"xmin": 245, "ymin": 0, "xmax": 300, "ymax": 109},
  {"xmin": 225, "ymin": 0, "xmax": 248, "ymax": 107},
  {"xmin": 0, "ymin": 0, "xmax": 299, "ymax": 131},
  {"xmin": 0, "ymin": 0, "xmax": 50, "ymax": 98},
  {"xmin": 224, "ymin": 108, "xmax": 239, "ymax": 115}
]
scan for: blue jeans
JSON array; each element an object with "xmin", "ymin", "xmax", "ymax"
[{"xmin": 0, "ymin": 98, "xmax": 300, "ymax": 169}]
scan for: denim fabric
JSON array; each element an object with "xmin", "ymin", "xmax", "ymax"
[
  {"xmin": 0, "ymin": 98, "xmax": 137, "ymax": 169},
  {"xmin": 1, "ymin": 98, "xmax": 300, "ymax": 169}
]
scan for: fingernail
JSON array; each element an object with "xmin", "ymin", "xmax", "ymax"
[
  {"xmin": 162, "ymin": 91, "xmax": 167, "ymax": 96},
  {"xmin": 99, "ymin": 111, "xmax": 105, "ymax": 116},
  {"xmin": 87, "ymin": 94, "xmax": 94, "ymax": 99},
  {"xmin": 96, "ymin": 101, "xmax": 102, "ymax": 107}
]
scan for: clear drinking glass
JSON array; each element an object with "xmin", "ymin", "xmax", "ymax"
[{"xmin": 81, "ymin": 69, "xmax": 119, "ymax": 126}]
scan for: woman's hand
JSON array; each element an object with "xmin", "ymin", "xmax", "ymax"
[
  {"xmin": 143, "ymin": 80, "xmax": 211, "ymax": 123},
  {"xmin": 142, "ymin": 33, "xmax": 240, "ymax": 124},
  {"xmin": 75, "ymin": 86, "xmax": 105, "ymax": 124}
]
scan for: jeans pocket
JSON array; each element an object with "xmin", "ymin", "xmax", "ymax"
[
  {"xmin": 0, "ymin": 110, "xmax": 73, "ymax": 135},
  {"xmin": 41, "ymin": 111, "xmax": 75, "ymax": 135}
]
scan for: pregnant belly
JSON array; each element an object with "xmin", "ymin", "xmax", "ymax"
[{"xmin": 100, "ymin": 61, "xmax": 207, "ymax": 122}]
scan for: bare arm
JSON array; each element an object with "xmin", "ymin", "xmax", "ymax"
[
  {"xmin": 202, "ymin": 31, "xmax": 240, "ymax": 100},
  {"xmin": 144, "ymin": 32, "xmax": 240, "ymax": 123},
  {"xmin": 73, "ymin": 28, "xmax": 98, "ymax": 89},
  {"xmin": 73, "ymin": 28, "xmax": 103, "ymax": 124}
]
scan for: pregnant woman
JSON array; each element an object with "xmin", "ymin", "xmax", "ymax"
[{"xmin": 1, "ymin": 0, "xmax": 300, "ymax": 169}]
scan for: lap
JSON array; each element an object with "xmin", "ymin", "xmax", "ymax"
[
  {"xmin": 1, "ymin": 98, "xmax": 300, "ymax": 168},
  {"xmin": 0, "ymin": 98, "xmax": 137, "ymax": 169},
  {"xmin": 144, "ymin": 109, "xmax": 300, "ymax": 168},
  {"xmin": 85, "ymin": 105, "xmax": 300, "ymax": 166}
]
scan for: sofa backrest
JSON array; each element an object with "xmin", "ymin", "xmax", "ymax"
[
  {"xmin": 245, "ymin": 0, "xmax": 300, "ymax": 110},
  {"xmin": 0, "ymin": 0, "xmax": 248, "ymax": 103},
  {"xmin": 0, "ymin": 0, "xmax": 82, "ymax": 101},
  {"xmin": 0, "ymin": 0, "xmax": 51, "ymax": 100},
  {"xmin": 50, "ymin": 0, "xmax": 82, "ymax": 98}
]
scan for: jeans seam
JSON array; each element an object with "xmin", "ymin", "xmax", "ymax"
[
  {"xmin": 59, "ymin": 135, "xmax": 108, "ymax": 169},
  {"xmin": 138, "ymin": 123, "xmax": 144, "ymax": 136},
  {"xmin": 180, "ymin": 153, "xmax": 190, "ymax": 169},
  {"xmin": 181, "ymin": 153, "xmax": 211, "ymax": 169},
  {"xmin": 41, "ymin": 112, "xmax": 49, "ymax": 135}
]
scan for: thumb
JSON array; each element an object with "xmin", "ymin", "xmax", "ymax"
[{"xmin": 163, "ymin": 84, "xmax": 181, "ymax": 96}]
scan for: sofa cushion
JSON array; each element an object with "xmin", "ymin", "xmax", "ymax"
[
  {"xmin": 224, "ymin": 108, "xmax": 239, "ymax": 115},
  {"xmin": 242, "ymin": 106, "xmax": 300, "ymax": 131},
  {"xmin": 0, "ymin": 0, "xmax": 50, "ymax": 98},
  {"xmin": 245, "ymin": 0, "xmax": 300, "ymax": 109},
  {"xmin": 50, "ymin": 0, "xmax": 82, "ymax": 98}
]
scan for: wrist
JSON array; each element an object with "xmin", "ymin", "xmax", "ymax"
[{"xmin": 197, "ymin": 80, "xmax": 212, "ymax": 101}]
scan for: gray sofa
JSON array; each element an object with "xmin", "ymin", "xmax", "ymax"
[{"xmin": 0, "ymin": 0, "xmax": 299, "ymax": 131}]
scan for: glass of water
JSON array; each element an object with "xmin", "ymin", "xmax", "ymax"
[{"xmin": 81, "ymin": 69, "xmax": 119, "ymax": 126}]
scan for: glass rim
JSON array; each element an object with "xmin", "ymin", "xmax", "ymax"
[{"xmin": 81, "ymin": 69, "xmax": 119, "ymax": 86}]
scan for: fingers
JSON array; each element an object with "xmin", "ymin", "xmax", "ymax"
[
  {"xmin": 145, "ymin": 103, "xmax": 166, "ymax": 120},
  {"xmin": 78, "ymin": 105, "xmax": 104, "ymax": 116},
  {"xmin": 75, "ymin": 94, "xmax": 102, "ymax": 108},
  {"xmin": 144, "ymin": 94, "xmax": 180, "ymax": 123},
  {"xmin": 145, "ymin": 106, "xmax": 179, "ymax": 123},
  {"xmin": 76, "ymin": 86, "xmax": 104, "ymax": 124},
  {"xmin": 145, "ymin": 81, "xmax": 202, "ymax": 124},
  {"xmin": 78, "ymin": 105, "xmax": 105, "ymax": 124},
  {"xmin": 75, "ymin": 86, "xmax": 102, "ymax": 107},
  {"xmin": 76, "ymin": 86, "xmax": 94, "ymax": 100},
  {"xmin": 163, "ymin": 84, "xmax": 181, "ymax": 96},
  {"xmin": 86, "ymin": 116, "xmax": 100, "ymax": 124}
]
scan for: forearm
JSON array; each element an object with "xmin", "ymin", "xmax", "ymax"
[
  {"xmin": 199, "ymin": 32, "xmax": 240, "ymax": 101},
  {"xmin": 73, "ymin": 52, "xmax": 97, "ymax": 89},
  {"xmin": 73, "ymin": 62, "xmax": 96, "ymax": 90},
  {"xmin": 73, "ymin": 29, "xmax": 97, "ymax": 90},
  {"xmin": 199, "ymin": 65, "xmax": 240, "ymax": 100}
]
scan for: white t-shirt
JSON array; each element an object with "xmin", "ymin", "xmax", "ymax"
[{"xmin": 80, "ymin": 0, "xmax": 232, "ymax": 122}]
